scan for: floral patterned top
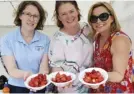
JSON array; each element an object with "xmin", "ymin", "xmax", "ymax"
[
  {"xmin": 92, "ymin": 31, "xmax": 133, "ymax": 93},
  {"xmin": 48, "ymin": 22, "xmax": 93, "ymax": 93}
]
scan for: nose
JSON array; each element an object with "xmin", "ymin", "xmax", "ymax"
[
  {"xmin": 96, "ymin": 18, "xmax": 101, "ymax": 23},
  {"xmin": 29, "ymin": 15, "xmax": 34, "ymax": 21},
  {"xmin": 66, "ymin": 13, "xmax": 72, "ymax": 19}
]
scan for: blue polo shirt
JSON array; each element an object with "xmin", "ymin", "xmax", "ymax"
[{"xmin": 1, "ymin": 27, "xmax": 50, "ymax": 87}]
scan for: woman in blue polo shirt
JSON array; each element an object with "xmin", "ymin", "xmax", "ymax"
[{"xmin": 0, "ymin": 1, "xmax": 50, "ymax": 93}]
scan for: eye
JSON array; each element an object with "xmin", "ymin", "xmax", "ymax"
[
  {"xmin": 90, "ymin": 15, "xmax": 98, "ymax": 20},
  {"xmin": 61, "ymin": 13, "xmax": 66, "ymax": 16},
  {"xmin": 26, "ymin": 12, "xmax": 31, "ymax": 16},
  {"xmin": 90, "ymin": 15, "xmax": 98, "ymax": 23},
  {"xmin": 99, "ymin": 13, "xmax": 109, "ymax": 20},
  {"xmin": 70, "ymin": 10, "xmax": 74, "ymax": 13},
  {"xmin": 33, "ymin": 15, "xmax": 39, "ymax": 18}
]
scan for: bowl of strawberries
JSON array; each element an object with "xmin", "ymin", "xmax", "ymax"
[
  {"xmin": 79, "ymin": 67, "xmax": 108, "ymax": 87},
  {"xmin": 49, "ymin": 71, "xmax": 76, "ymax": 87},
  {"xmin": 24, "ymin": 73, "xmax": 50, "ymax": 91}
]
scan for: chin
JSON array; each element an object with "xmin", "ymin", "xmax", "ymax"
[
  {"xmin": 96, "ymin": 28, "xmax": 105, "ymax": 33},
  {"xmin": 97, "ymin": 30, "xmax": 103, "ymax": 32},
  {"xmin": 71, "ymin": 22, "xmax": 78, "ymax": 27},
  {"xmin": 28, "ymin": 25, "xmax": 35, "ymax": 29}
]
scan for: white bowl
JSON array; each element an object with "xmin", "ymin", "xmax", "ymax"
[
  {"xmin": 24, "ymin": 74, "xmax": 51, "ymax": 91},
  {"xmin": 78, "ymin": 67, "xmax": 108, "ymax": 87},
  {"xmin": 49, "ymin": 71, "xmax": 76, "ymax": 87}
]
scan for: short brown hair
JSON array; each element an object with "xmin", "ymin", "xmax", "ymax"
[
  {"xmin": 53, "ymin": 1, "xmax": 81, "ymax": 28},
  {"xmin": 88, "ymin": 2, "xmax": 121, "ymax": 36},
  {"xmin": 14, "ymin": 1, "xmax": 47, "ymax": 30}
]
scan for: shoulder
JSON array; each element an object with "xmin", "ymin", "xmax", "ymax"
[
  {"xmin": 111, "ymin": 33, "xmax": 131, "ymax": 53},
  {"xmin": 79, "ymin": 22, "xmax": 91, "ymax": 31},
  {"xmin": 51, "ymin": 31, "xmax": 64, "ymax": 40},
  {"xmin": 37, "ymin": 31, "xmax": 50, "ymax": 42},
  {"xmin": 79, "ymin": 22, "xmax": 90, "ymax": 28},
  {"xmin": 79, "ymin": 22, "xmax": 92, "ymax": 38},
  {"xmin": 1, "ymin": 27, "xmax": 19, "ymax": 42},
  {"xmin": 112, "ymin": 31, "xmax": 131, "ymax": 45},
  {"xmin": 113, "ymin": 35, "xmax": 131, "ymax": 45},
  {"xmin": 53, "ymin": 31, "xmax": 62, "ymax": 37},
  {"xmin": 50, "ymin": 31, "xmax": 66, "ymax": 45}
]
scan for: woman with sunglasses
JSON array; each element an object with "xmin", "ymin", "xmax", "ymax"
[
  {"xmin": 87, "ymin": 2, "xmax": 133, "ymax": 93},
  {"xmin": 48, "ymin": 1, "xmax": 93, "ymax": 93},
  {"xmin": 0, "ymin": 1, "xmax": 50, "ymax": 93}
]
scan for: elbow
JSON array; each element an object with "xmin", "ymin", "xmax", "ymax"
[
  {"xmin": 115, "ymin": 71, "xmax": 125, "ymax": 82},
  {"xmin": 45, "ymin": 69, "xmax": 50, "ymax": 74},
  {"xmin": 108, "ymin": 71, "xmax": 124, "ymax": 82},
  {"xmin": 116, "ymin": 75, "xmax": 124, "ymax": 82},
  {"xmin": 41, "ymin": 69, "xmax": 50, "ymax": 74},
  {"xmin": 8, "ymin": 70, "xmax": 15, "ymax": 78},
  {"xmin": 44, "ymin": 70, "xmax": 49, "ymax": 74},
  {"xmin": 8, "ymin": 68, "xmax": 18, "ymax": 78}
]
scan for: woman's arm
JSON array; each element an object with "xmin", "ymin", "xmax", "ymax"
[
  {"xmin": 2, "ymin": 56, "xmax": 32, "ymax": 79},
  {"xmin": 48, "ymin": 37, "xmax": 65, "ymax": 72},
  {"xmin": 1, "ymin": 36, "xmax": 32, "ymax": 79},
  {"xmin": 108, "ymin": 36, "xmax": 131, "ymax": 82},
  {"xmin": 39, "ymin": 54, "xmax": 49, "ymax": 74},
  {"xmin": 84, "ymin": 41, "xmax": 94, "ymax": 68},
  {"xmin": 80, "ymin": 22, "xmax": 92, "ymax": 37},
  {"xmin": 51, "ymin": 67, "xmax": 63, "ymax": 72}
]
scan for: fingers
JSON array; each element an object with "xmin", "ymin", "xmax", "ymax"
[
  {"xmin": 23, "ymin": 72, "xmax": 27, "ymax": 81},
  {"xmin": 63, "ymin": 82, "xmax": 72, "ymax": 89},
  {"xmin": 24, "ymin": 71, "xmax": 33, "ymax": 81},
  {"xmin": 90, "ymin": 85, "xmax": 99, "ymax": 89},
  {"xmin": 84, "ymin": 84, "xmax": 99, "ymax": 89},
  {"xmin": 84, "ymin": 84, "xmax": 91, "ymax": 88},
  {"xmin": 30, "ymin": 89, "xmax": 37, "ymax": 92},
  {"xmin": 57, "ymin": 82, "xmax": 72, "ymax": 90}
]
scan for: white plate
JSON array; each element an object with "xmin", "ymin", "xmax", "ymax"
[
  {"xmin": 79, "ymin": 67, "xmax": 108, "ymax": 87},
  {"xmin": 24, "ymin": 74, "xmax": 50, "ymax": 91},
  {"xmin": 49, "ymin": 71, "xmax": 76, "ymax": 87}
]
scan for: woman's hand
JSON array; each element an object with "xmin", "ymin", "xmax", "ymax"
[
  {"xmin": 23, "ymin": 71, "xmax": 33, "ymax": 81},
  {"xmin": 23, "ymin": 71, "xmax": 37, "ymax": 92},
  {"xmin": 57, "ymin": 82, "xmax": 72, "ymax": 90},
  {"xmin": 57, "ymin": 82, "xmax": 72, "ymax": 92},
  {"xmin": 84, "ymin": 84, "xmax": 99, "ymax": 89},
  {"xmin": 63, "ymin": 82, "xmax": 72, "ymax": 89}
]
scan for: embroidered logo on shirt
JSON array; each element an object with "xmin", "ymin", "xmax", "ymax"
[{"xmin": 35, "ymin": 46, "xmax": 44, "ymax": 51}]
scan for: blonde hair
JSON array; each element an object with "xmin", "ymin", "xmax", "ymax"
[{"xmin": 88, "ymin": 2, "xmax": 121, "ymax": 36}]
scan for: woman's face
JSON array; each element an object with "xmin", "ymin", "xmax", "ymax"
[
  {"xmin": 19, "ymin": 5, "xmax": 40, "ymax": 31},
  {"xmin": 91, "ymin": 6, "xmax": 113, "ymax": 34},
  {"xmin": 58, "ymin": 3, "xmax": 79, "ymax": 28}
]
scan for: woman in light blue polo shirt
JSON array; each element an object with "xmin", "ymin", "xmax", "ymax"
[{"xmin": 1, "ymin": 1, "xmax": 50, "ymax": 93}]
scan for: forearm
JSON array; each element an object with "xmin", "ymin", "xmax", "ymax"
[
  {"xmin": 8, "ymin": 68, "xmax": 29, "ymax": 79},
  {"xmin": 51, "ymin": 67, "xmax": 63, "ymax": 72},
  {"xmin": 108, "ymin": 71, "xmax": 124, "ymax": 82},
  {"xmin": 39, "ymin": 60, "xmax": 49, "ymax": 74},
  {"xmin": 39, "ymin": 54, "xmax": 50, "ymax": 74},
  {"xmin": 39, "ymin": 64, "xmax": 49, "ymax": 74}
]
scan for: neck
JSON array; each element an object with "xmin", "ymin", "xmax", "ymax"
[
  {"xmin": 62, "ymin": 23, "xmax": 80, "ymax": 35},
  {"xmin": 100, "ymin": 29, "xmax": 111, "ymax": 39},
  {"xmin": 21, "ymin": 27, "xmax": 34, "ymax": 38}
]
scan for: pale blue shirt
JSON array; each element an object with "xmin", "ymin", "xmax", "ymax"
[{"xmin": 1, "ymin": 27, "xmax": 50, "ymax": 87}]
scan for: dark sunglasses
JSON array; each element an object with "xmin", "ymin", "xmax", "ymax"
[{"xmin": 90, "ymin": 12, "xmax": 111, "ymax": 23}]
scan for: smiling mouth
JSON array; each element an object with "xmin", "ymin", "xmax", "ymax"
[
  {"xmin": 97, "ymin": 24, "xmax": 104, "ymax": 28},
  {"xmin": 67, "ymin": 21, "xmax": 73, "ymax": 23},
  {"xmin": 27, "ymin": 23, "xmax": 34, "ymax": 26},
  {"xmin": 67, "ymin": 18, "xmax": 75, "ymax": 23}
]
